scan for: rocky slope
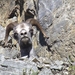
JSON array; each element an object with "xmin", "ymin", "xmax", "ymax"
[{"xmin": 0, "ymin": 0, "xmax": 75, "ymax": 75}]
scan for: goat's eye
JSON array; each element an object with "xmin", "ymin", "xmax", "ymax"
[
  {"xmin": 13, "ymin": 33, "xmax": 18, "ymax": 39},
  {"xmin": 29, "ymin": 29, "xmax": 33, "ymax": 36}
]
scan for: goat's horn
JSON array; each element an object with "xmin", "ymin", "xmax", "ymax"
[
  {"xmin": 26, "ymin": 18, "xmax": 47, "ymax": 38},
  {"xmin": 4, "ymin": 21, "xmax": 17, "ymax": 44}
]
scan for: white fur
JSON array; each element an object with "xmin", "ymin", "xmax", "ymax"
[{"xmin": 15, "ymin": 23, "xmax": 30, "ymax": 34}]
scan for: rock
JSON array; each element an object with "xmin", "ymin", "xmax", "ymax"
[
  {"xmin": 5, "ymin": 16, "xmax": 17, "ymax": 26},
  {"xmin": 0, "ymin": 54, "xmax": 5, "ymax": 64},
  {"xmin": 35, "ymin": 45, "xmax": 52, "ymax": 58},
  {"xmin": 0, "ymin": 47, "xmax": 20, "ymax": 59},
  {"xmin": 0, "ymin": 0, "xmax": 16, "ymax": 26},
  {"xmin": 0, "ymin": 53, "xmax": 69, "ymax": 75},
  {"xmin": 0, "ymin": 71, "xmax": 21, "ymax": 75},
  {"xmin": 38, "ymin": 10, "xmax": 53, "ymax": 29},
  {"xmin": 50, "ymin": 60, "xmax": 63, "ymax": 70},
  {"xmin": 38, "ymin": 0, "xmax": 63, "ymax": 29},
  {"xmin": 38, "ymin": 68, "xmax": 53, "ymax": 75},
  {"xmin": 0, "ymin": 25, "xmax": 5, "ymax": 41},
  {"xmin": 0, "ymin": 58, "xmax": 38, "ymax": 75}
]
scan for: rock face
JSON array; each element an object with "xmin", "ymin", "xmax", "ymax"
[
  {"xmin": 0, "ymin": 0, "xmax": 75, "ymax": 75},
  {"xmin": 37, "ymin": 0, "xmax": 75, "ymax": 62},
  {"xmin": 0, "ymin": 0, "xmax": 16, "ymax": 26},
  {"xmin": 0, "ymin": 55, "xmax": 69, "ymax": 75}
]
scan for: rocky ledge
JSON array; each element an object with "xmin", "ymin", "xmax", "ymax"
[{"xmin": 0, "ymin": 54, "xmax": 69, "ymax": 75}]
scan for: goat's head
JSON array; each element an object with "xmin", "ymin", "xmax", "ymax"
[
  {"xmin": 13, "ymin": 22, "xmax": 33, "ymax": 49},
  {"xmin": 4, "ymin": 18, "xmax": 48, "ymax": 57}
]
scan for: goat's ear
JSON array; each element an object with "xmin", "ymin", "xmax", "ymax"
[
  {"xmin": 4, "ymin": 21, "xmax": 17, "ymax": 45},
  {"xmin": 26, "ymin": 18, "xmax": 48, "ymax": 38}
]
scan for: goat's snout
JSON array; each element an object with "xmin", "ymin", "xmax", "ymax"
[{"xmin": 20, "ymin": 29, "xmax": 30, "ymax": 44}]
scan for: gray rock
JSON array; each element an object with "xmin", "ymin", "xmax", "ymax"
[
  {"xmin": 0, "ymin": 58, "xmax": 38, "ymax": 75},
  {"xmin": 0, "ymin": 71, "xmax": 21, "ymax": 75},
  {"xmin": 38, "ymin": 0, "xmax": 63, "ymax": 29},
  {"xmin": 0, "ymin": 25, "xmax": 5, "ymax": 41},
  {"xmin": 38, "ymin": 68, "xmax": 53, "ymax": 75},
  {"xmin": 38, "ymin": 11, "xmax": 53, "ymax": 29},
  {"xmin": 46, "ymin": 19, "xmax": 70, "ymax": 45},
  {"xmin": 0, "ymin": 54, "xmax": 5, "ymax": 64},
  {"xmin": 0, "ymin": 47, "xmax": 20, "ymax": 59},
  {"xmin": 50, "ymin": 60, "xmax": 63, "ymax": 70}
]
